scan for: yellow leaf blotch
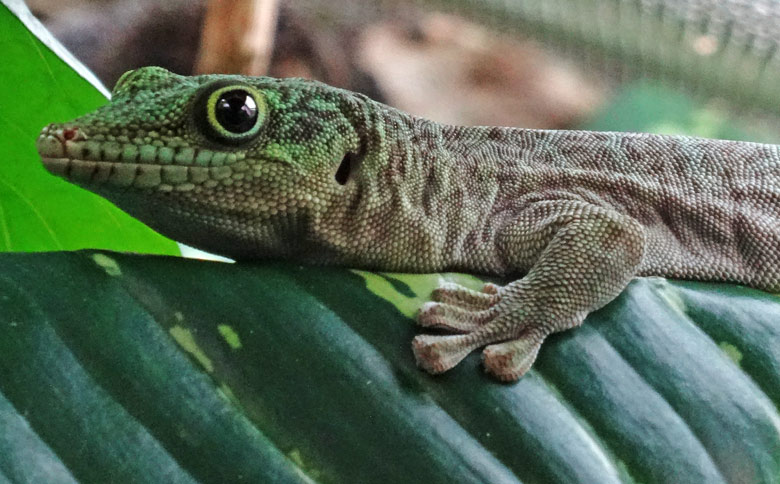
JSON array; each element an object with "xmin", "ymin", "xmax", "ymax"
[
  {"xmin": 353, "ymin": 270, "xmax": 484, "ymax": 319},
  {"xmin": 218, "ymin": 324, "xmax": 243, "ymax": 350},
  {"xmin": 718, "ymin": 342, "xmax": 743, "ymax": 366},
  {"xmin": 91, "ymin": 253, "xmax": 122, "ymax": 276},
  {"xmin": 169, "ymin": 325, "xmax": 214, "ymax": 373}
]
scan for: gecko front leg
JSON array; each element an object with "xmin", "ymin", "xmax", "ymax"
[{"xmin": 412, "ymin": 200, "xmax": 646, "ymax": 381}]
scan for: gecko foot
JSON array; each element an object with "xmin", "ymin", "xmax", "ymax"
[{"xmin": 412, "ymin": 281, "xmax": 578, "ymax": 381}]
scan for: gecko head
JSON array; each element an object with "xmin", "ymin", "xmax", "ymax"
[{"xmin": 36, "ymin": 66, "xmax": 369, "ymax": 258}]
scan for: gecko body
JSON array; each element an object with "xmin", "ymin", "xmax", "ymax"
[{"xmin": 37, "ymin": 67, "xmax": 779, "ymax": 380}]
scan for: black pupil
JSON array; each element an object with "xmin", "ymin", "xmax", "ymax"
[{"xmin": 214, "ymin": 90, "xmax": 258, "ymax": 134}]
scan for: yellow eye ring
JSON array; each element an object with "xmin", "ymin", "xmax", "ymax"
[{"xmin": 202, "ymin": 84, "xmax": 267, "ymax": 143}]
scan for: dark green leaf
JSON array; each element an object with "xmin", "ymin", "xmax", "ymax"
[{"xmin": 0, "ymin": 251, "xmax": 778, "ymax": 484}]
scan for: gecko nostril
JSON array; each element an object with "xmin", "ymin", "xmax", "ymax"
[{"xmin": 62, "ymin": 127, "xmax": 78, "ymax": 141}]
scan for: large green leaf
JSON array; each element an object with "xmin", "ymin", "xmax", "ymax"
[
  {"xmin": 0, "ymin": 251, "xmax": 778, "ymax": 484},
  {"xmin": 0, "ymin": 0, "xmax": 177, "ymax": 254}
]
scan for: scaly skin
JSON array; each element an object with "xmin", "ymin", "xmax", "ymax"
[{"xmin": 37, "ymin": 67, "xmax": 780, "ymax": 381}]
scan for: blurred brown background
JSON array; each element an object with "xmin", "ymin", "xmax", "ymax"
[{"xmin": 28, "ymin": 0, "xmax": 606, "ymax": 131}]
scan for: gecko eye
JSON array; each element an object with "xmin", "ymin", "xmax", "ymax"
[
  {"xmin": 195, "ymin": 83, "xmax": 266, "ymax": 145},
  {"xmin": 215, "ymin": 90, "xmax": 258, "ymax": 133}
]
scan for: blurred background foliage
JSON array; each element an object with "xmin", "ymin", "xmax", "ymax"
[{"xmin": 28, "ymin": 0, "xmax": 780, "ymax": 141}]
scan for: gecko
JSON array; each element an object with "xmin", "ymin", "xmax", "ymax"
[{"xmin": 36, "ymin": 67, "xmax": 780, "ymax": 381}]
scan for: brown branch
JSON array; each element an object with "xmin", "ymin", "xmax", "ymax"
[{"xmin": 195, "ymin": 0, "xmax": 280, "ymax": 75}]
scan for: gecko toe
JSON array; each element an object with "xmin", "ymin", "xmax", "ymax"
[
  {"xmin": 482, "ymin": 329, "xmax": 545, "ymax": 382},
  {"xmin": 431, "ymin": 281, "xmax": 501, "ymax": 310},
  {"xmin": 417, "ymin": 301, "xmax": 494, "ymax": 332},
  {"xmin": 412, "ymin": 334, "xmax": 480, "ymax": 374}
]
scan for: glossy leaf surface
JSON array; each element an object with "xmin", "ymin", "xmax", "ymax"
[{"xmin": 0, "ymin": 251, "xmax": 778, "ymax": 484}]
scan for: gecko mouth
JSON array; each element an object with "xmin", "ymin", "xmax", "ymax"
[
  {"xmin": 41, "ymin": 156, "xmax": 175, "ymax": 189},
  {"xmin": 37, "ymin": 126, "xmax": 238, "ymax": 191}
]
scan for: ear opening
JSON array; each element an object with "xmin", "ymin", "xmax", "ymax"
[{"xmin": 334, "ymin": 150, "xmax": 359, "ymax": 185}]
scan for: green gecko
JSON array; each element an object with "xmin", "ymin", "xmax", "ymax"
[{"xmin": 37, "ymin": 67, "xmax": 780, "ymax": 381}]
